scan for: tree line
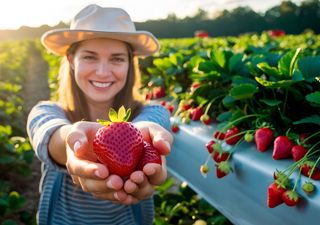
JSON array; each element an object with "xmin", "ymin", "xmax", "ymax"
[{"xmin": 0, "ymin": 0, "xmax": 319, "ymax": 41}]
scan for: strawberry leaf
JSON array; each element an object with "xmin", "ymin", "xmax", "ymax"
[
  {"xmin": 118, "ymin": 106, "xmax": 126, "ymax": 121},
  {"xmin": 306, "ymin": 91, "xmax": 320, "ymax": 107},
  {"xmin": 123, "ymin": 108, "xmax": 131, "ymax": 122},
  {"xmin": 293, "ymin": 115, "xmax": 320, "ymax": 126},
  {"xmin": 230, "ymin": 84, "xmax": 258, "ymax": 100},
  {"xmin": 109, "ymin": 108, "xmax": 118, "ymax": 122},
  {"xmin": 97, "ymin": 119, "xmax": 111, "ymax": 126}
]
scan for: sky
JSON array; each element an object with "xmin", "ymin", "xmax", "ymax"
[{"xmin": 0, "ymin": 0, "xmax": 304, "ymax": 30}]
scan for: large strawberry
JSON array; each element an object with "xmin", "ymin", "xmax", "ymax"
[
  {"xmin": 272, "ymin": 136, "xmax": 294, "ymax": 160},
  {"xmin": 254, "ymin": 127, "xmax": 274, "ymax": 152},
  {"xmin": 93, "ymin": 106, "xmax": 144, "ymax": 178},
  {"xmin": 267, "ymin": 182, "xmax": 287, "ymax": 208},
  {"xmin": 136, "ymin": 141, "xmax": 162, "ymax": 170}
]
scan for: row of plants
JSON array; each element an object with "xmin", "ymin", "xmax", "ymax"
[
  {"xmin": 139, "ymin": 31, "xmax": 320, "ymax": 210},
  {"xmin": 0, "ymin": 40, "xmax": 35, "ymax": 225}
]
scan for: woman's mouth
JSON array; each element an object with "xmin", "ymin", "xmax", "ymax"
[{"xmin": 91, "ymin": 81, "xmax": 113, "ymax": 88}]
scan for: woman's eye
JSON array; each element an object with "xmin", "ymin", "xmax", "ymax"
[
  {"xmin": 83, "ymin": 55, "xmax": 96, "ymax": 60},
  {"xmin": 112, "ymin": 57, "xmax": 125, "ymax": 63}
]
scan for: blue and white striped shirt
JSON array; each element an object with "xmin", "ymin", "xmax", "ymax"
[{"xmin": 27, "ymin": 101, "xmax": 170, "ymax": 225}]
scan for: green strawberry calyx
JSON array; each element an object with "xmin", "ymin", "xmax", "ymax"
[{"xmin": 97, "ymin": 106, "xmax": 132, "ymax": 125}]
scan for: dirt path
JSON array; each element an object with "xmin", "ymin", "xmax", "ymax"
[{"xmin": 21, "ymin": 42, "xmax": 50, "ymax": 218}]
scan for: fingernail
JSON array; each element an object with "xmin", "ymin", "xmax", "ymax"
[
  {"xmin": 74, "ymin": 141, "xmax": 81, "ymax": 153},
  {"xmin": 114, "ymin": 192, "xmax": 119, "ymax": 201},
  {"xmin": 95, "ymin": 170, "xmax": 103, "ymax": 178},
  {"xmin": 164, "ymin": 141, "xmax": 171, "ymax": 150},
  {"xmin": 107, "ymin": 180, "xmax": 114, "ymax": 189}
]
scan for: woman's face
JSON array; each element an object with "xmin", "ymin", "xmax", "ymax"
[{"xmin": 70, "ymin": 38, "xmax": 129, "ymax": 106}]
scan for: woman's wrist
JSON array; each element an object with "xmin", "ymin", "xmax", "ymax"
[{"xmin": 48, "ymin": 124, "xmax": 73, "ymax": 165}]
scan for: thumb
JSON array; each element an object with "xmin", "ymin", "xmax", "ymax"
[{"xmin": 66, "ymin": 129, "xmax": 95, "ymax": 161}]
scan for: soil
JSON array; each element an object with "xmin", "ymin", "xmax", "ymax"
[{"xmin": 20, "ymin": 42, "xmax": 50, "ymax": 220}]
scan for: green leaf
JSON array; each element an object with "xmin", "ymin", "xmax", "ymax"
[
  {"xmin": 228, "ymin": 53, "xmax": 244, "ymax": 73},
  {"xmin": 298, "ymin": 56, "xmax": 320, "ymax": 82},
  {"xmin": 257, "ymin": 62, "xmax": 280, "ymax": 77},
  {"xmin": 222, "ymin": 95, "xmax": 235, "ymax": 108},
  {"xmin": 211, "ymin": 49, "xmax": 226, "ymax": 69},
  {"xmin": 293, "ymin": 115, "xmax": 320, "ymax": 126},
  {"xmin": 118, "ymin": 106, "xmax": 126, "ymax": 121},
  {"xmin": 230, "ymin": 84, "xmax": 258, "ymax": 100},
  {"xmin": 306, "ymin": 91, "xmax": 320, "ymax": 106},
  {"xmin": 232, "ymin": 75, "xmax": 257, "ymax": 87},
  {"xmin": 259, "ymin": 98, "xmax": 282, "ymax": 106},
  {"xmin": 255, "ymin": 77, "xmax": 295, "ymax": 88},
  {"xmin": 278, "ymin": 48, "xmax": 301, "ymax": 77},
  {"xmin": 198, "ymin": 61, "xmax": 217, "ymax": 73},
  {"xmin": 123, "ymin": 108, "xmax": 131, "ymax": 122},
  {"xmin": 108, "ymin": 108, "xmax": 118, "ymax": 122}
]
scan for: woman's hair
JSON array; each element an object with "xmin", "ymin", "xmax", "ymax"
[{"xmin": 57, "ymin": 41, "xmax": 143, "ymax": 123}]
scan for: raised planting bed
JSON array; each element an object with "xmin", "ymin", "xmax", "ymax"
[{"xmin": 166, "ymin": 119, "xmax": 320, "ymax": 225}]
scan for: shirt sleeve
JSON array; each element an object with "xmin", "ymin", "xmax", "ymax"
[
  {"xmin": 26, "ymin": 101, "xmax": 71, "ymax": 171},
  {"xmin": 132, "ymin": 104, "xmax": 171, "ymax": 131}
]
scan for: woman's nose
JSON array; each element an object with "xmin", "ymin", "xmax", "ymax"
[{"xmin": 96, "ymin": 61, "xmax": 110, "ymax": 77}]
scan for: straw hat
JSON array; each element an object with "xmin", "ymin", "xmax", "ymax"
[{"xmin": 41, "ymin": 4, "xmax": 160, "ymax": 56}]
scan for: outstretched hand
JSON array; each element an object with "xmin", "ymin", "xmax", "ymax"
[{"xmin": 64, "ymin": 120, "xmax": 173, "ymax": 205}]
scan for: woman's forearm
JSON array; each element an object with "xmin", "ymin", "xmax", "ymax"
[{"xmin": 48, "ymin": 124, "xmax": 73, "ymax": 166}]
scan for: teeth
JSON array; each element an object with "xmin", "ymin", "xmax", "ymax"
[{"xmin": 92, "ymin": 81, "xmax": 112, "ymax": 88}]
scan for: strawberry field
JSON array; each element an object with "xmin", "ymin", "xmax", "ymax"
[{"xmin": 1, "ymin": 30, "xmax": 320, "ymax": 225}]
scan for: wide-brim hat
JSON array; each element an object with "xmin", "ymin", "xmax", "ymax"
[{"xmin": 41, "ymin": 4, "xmax": 160, "ymax": 56}]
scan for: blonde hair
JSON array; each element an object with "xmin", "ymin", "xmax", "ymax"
[{"xmin": 57, "ymin": 41, "xmax": 143, "ymax": 123}]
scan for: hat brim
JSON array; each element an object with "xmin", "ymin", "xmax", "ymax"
[{"xmin": 41, "ymin": 29, "xmax": 160, "ymax": 56}]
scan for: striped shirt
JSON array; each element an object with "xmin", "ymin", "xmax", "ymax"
[{"xmin": 27, "ymin": 101, "xmax": 171, "ymax": 225}]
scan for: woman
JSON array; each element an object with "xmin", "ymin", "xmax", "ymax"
[{"xmin": 27, "ymin": 4, "xmax": 173, "ymax": 225}]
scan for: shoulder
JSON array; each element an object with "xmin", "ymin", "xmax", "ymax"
[
  {"xmin": 141, "ymin": 102, "xmax": 170, "ymax": 115},
  {"xmin": 30, "ymin": 100, "xmax": 64, "ymax": 114}
]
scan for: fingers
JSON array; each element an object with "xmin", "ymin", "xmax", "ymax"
[
  {"xmin": 152, "ymin": 133, "xmax": 172, "ymax": 155},
  {"xmin": 143, "ymin": 157, "xmax": 167, "ymax": 185},
  {"xmin": 66, "ymin": 121, "xmax": 102, "ymax": 160},
  {"xmin": 135, "ymin": 121, "xmax": 173, "ymax": 155},
  {"xmin": 66, "ymin": 146, "xmax": 109, "ymax": 179},
  {"xmin": 124, "ymin": 171, "xmax": 155, "ymax": 201}
]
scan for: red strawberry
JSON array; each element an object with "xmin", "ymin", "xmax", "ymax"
[
  {"xmin": 136, "ymin": 141, "xmax": 162, "ymax": 170},
  {"xmin": 206, "ymin": 140, "xmax": 216, "ymax": 153},
  {"xmin": 282, "ymin": 190, "xmax": 300, "ymax": 207},
  {"xmin": 213, "ymin": 151, "xmax": 230, "ymax": 163},
  {"xmin": 153, "ymin": 86, "xmax": 166, "ymax": 98},
  {"xmin": 145, "ymin": 92, "xmax": 153, "ymax": 100},
  {"xmin": 215, "ymin": 161, "xmax": 232, "ymax": 178},
  {"xmin": 200, "ymin": 114, "xmax": 211, "ymax": 125},
  {"xmin": 190, "ymin": 107, "xmax": 203, "ymax": 121},
  {"xmin": 298, "ymin": 161, "xmax": 320, "ymax": 180},
  {"xmin": 166, "ymin": 104, "xmax": 174, "ymax": 114},
  {"xmin": 272, "ymin": 136, "xmax": 294, "ymax": 160},
  {"xmin": 291, "ymin": 145, "xmax": 308, "ymax": 162},
  {"xmin": 254, "ymin": 127, "xmax": 274, "ymax": 152},
  {"xmin": 93, "ymin": 107, "xmax": 144, "ymax": 178},
  {"xmin": 267, "ymin": 182, "xmax": 287, "ymax": 208},
  {"xmin": 224, "ymin": 126, "xmax": 242, "ymax": 145},
  {"xmin": 213, "ymin": 131, "xmax": 225, "ymax": 140},
  {"xmin": 179, "ymin": 100, "xmax": 191, "ymax": 111},
  {"xmin": 171, "ymin": 123, "xmax": 179, "ymax": 133},
  {"xmin": 191, "ymin": 82, "xmax": 201, "ymax": 92}
]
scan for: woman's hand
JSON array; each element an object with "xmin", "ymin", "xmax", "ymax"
[{"xmin": 65, "ymin": 121, "xmax": 128, "ymax": 203}]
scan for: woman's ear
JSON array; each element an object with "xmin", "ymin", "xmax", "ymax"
[{"xmin": 67, "ymin": 55, "xmax": 75, "ymax": 70}]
